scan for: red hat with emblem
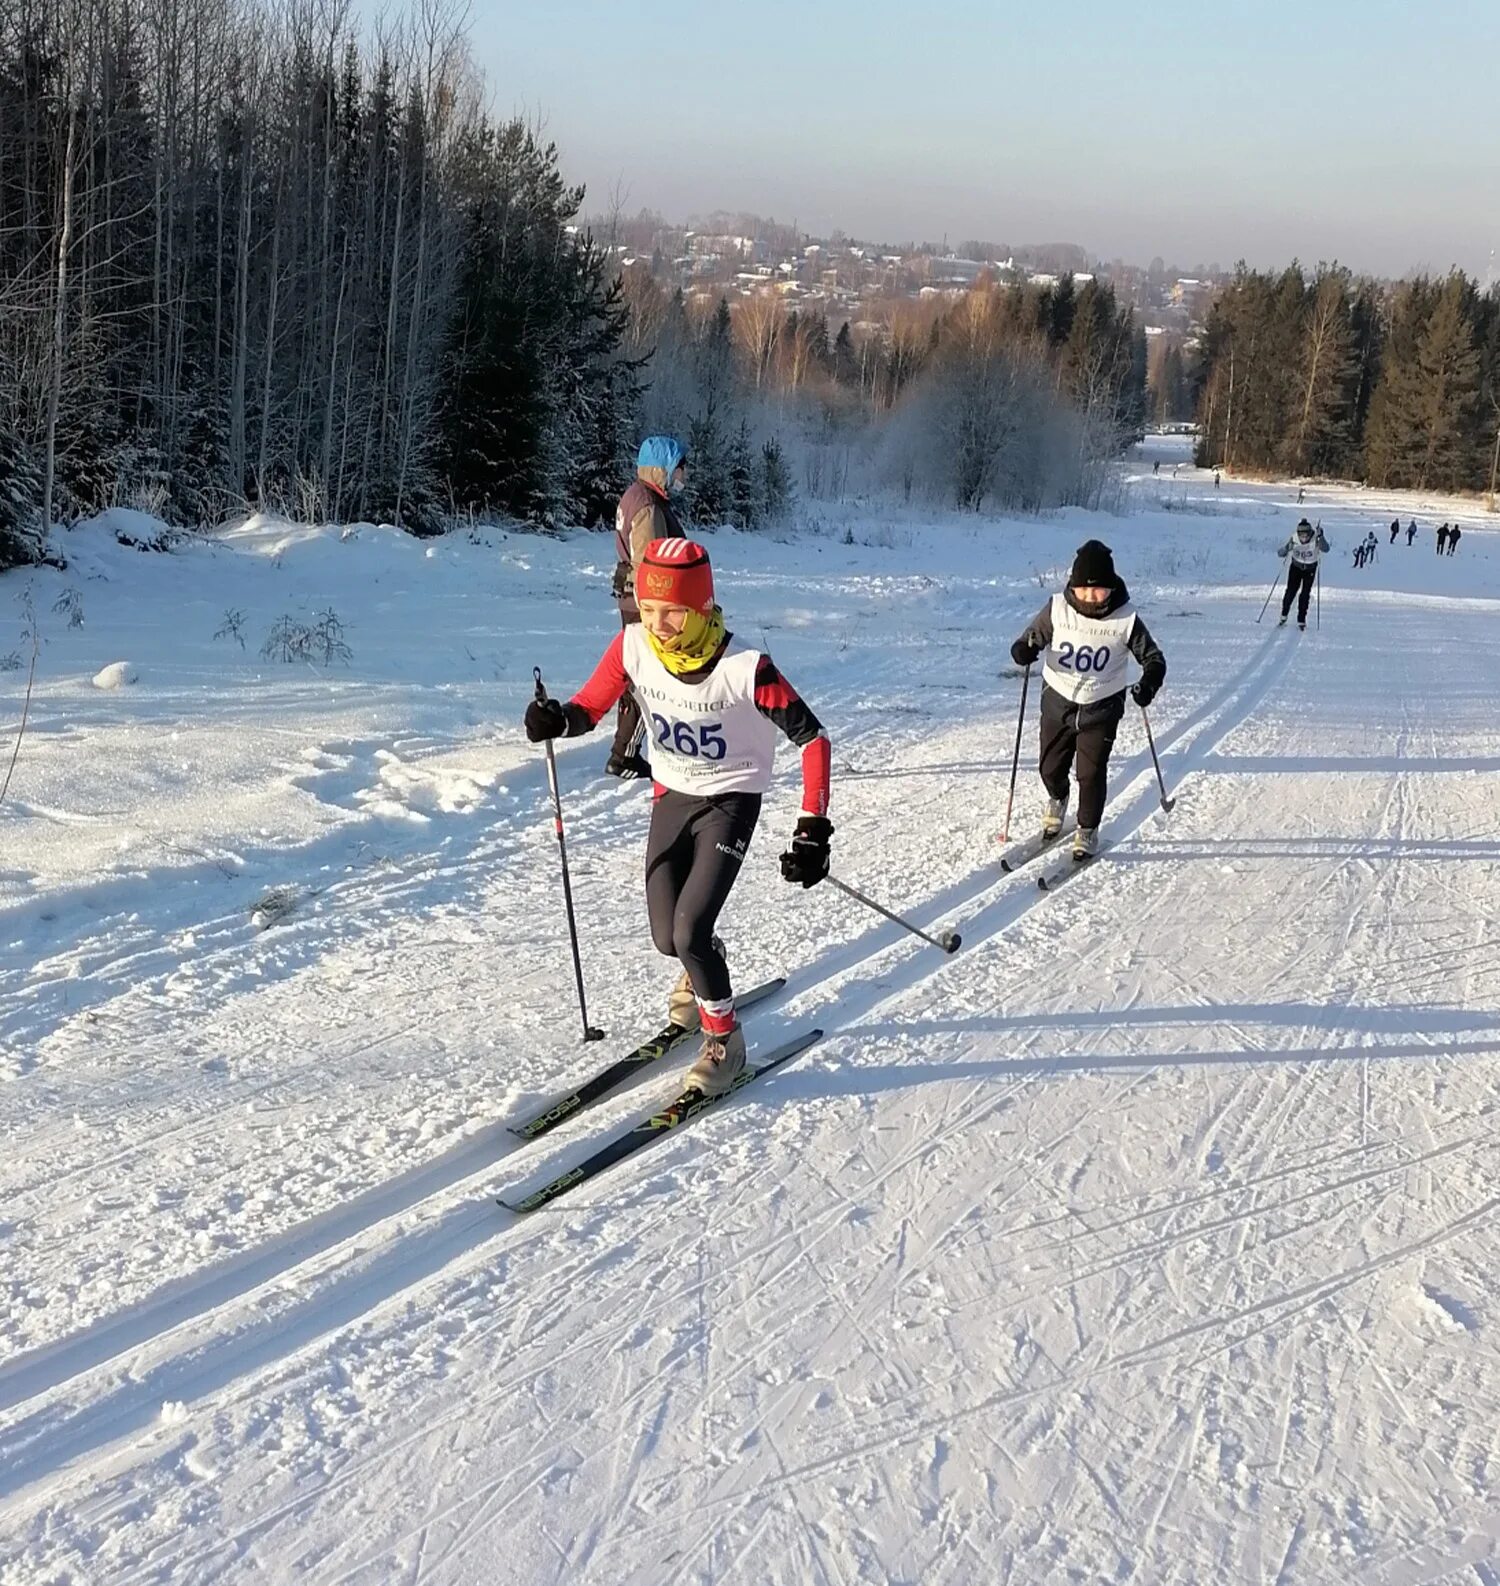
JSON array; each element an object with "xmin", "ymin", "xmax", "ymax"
[{"xmin": 636, "ymin": 537, "xmax": 715, "ymax": 613}]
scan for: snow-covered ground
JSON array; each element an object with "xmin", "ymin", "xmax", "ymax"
[{"xmin": 2, "ymin": 438, "xmax": 1497, "ymax": 1584}]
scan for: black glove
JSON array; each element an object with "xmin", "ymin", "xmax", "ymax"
[
  {"xmin": 1010, "ymin": 639, "xmax": 1036, "ymax": 667},
  {"xmin": 1131, "ymin": 680, "xmax": 1158, "ymax": 709},
  {"xmin": 524, "ymin": 696, "xmax": 568, "ymax": 742},
  {"xmin": 780, "ymin": 815, "xmax": 833, "ymax": 889},
  {"xmin": 605, "ymin": 750, "xmax": 651, "ymax": 780}
]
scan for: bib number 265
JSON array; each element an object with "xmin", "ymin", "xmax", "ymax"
[{"xmin": 652, "ymin": 714, "xmax": 726, "ymax": 760}]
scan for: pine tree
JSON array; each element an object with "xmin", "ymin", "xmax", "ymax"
[
  {"xmin": 760, "ymin": 436, "xmax": 793, "ymax": 522},
  {"xmin": 726, "ymin": 420, "xmax": 757, "ymax": 528},
  {"xmin": 0, "ymin": 417, "xmax": 44, "ymax": 570},
  {"xmin": 1285, "ymin": 267, "xmax": 1359, "ymax": 476}
]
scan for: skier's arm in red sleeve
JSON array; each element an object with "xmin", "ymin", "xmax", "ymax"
[
  {"xmin": 562, "ymin": 631, "xmax": 630, "ymax": 735},
  {"xmin": 754, "ymin": 655, "xmax": 830, "ymax": 816}
]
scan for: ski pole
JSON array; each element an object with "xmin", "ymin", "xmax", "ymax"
[
  {"xmin": 533, "ymin": 666, "xmax": 605, "ymax": 1042},
  {"xmin": 1256, "ymin": 566, "xmax": 1282, "ymax": 624},
  {"xmin": 1140, "ymin": 707, "xmax": 1177, "ymax": 813},
  {"xmin": 1315, "ymin": 563, "xmax": 1321, "ymax": 631},
  {"xmin": 999, "ymin": 663, "xmax": 1031, "ymax": 842},
  {"xmin": 824, "ymin": 874, "xmax": 961, "ymax": 954}
]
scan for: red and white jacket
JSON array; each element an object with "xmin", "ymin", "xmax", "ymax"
[{"xmin": 561, "ymin": 628, "xmax": 830, "ymax": 815}]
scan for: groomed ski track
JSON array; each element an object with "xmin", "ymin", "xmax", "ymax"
[{"xmin": 3, "ymin": 449, "xmax": 1498, "ymax": 1583}]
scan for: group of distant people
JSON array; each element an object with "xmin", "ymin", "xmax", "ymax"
[{"xmin": 1355, "ymin": 518, "xmax": 1461, "ymax": 568}]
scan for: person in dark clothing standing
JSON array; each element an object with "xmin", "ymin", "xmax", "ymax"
[
  {"xmin": 1278, "ymin": 519, "xmax": 1328, "ymax": 627},
  {"xmin": 1448, "ymin": 524, "xmax": 1462, "ymax": 556},
  {"xmin": 607, "ymin": 437, "xmax": 689, "ymax": 778},
  {"xmin": 1406, "ymin": 521, "xmax": 1417, "ymax": 545},
  {"xmin": 1009, "ymin": 541, "xmax": 1167, "ymax": 861},
  {"xmin": 1437, "ymin": 524, "xmax": 1450, "ymax": 555},
  {"xmin": 1389, "ymin": 519, "xmax": 1400, "ymax": 544}
]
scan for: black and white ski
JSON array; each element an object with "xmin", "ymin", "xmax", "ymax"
[
  {"xmin": 1036, "ymin": 845, "xmax": 1108, "ymax": 891},
  {"xmin": 999, "ymin": 826, "xmax": 1072, "ymax": 874},
  {"xmin": 508, "ymin": 977, "xmax": 787, "ymax": 1141},
  {"xmin": 502, "ymin": 1027, "xmax": 823, "ymax": 1213}
]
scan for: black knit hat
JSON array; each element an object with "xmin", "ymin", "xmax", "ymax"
[{"xmin": 1069, "ymin": 539, "xmax": 1117, "ymax": 588}]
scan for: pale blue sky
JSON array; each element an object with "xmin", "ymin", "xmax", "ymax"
[{"xmin": 465, "ymin": 0, "xmax": 1498, "ymax": 278}]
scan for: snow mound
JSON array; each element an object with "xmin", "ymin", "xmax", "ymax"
[
  {"xmin": 92, "ymin": 660, "xmax": 138, "ymax": 689},
  {"xmin": 81, "ymin": 507, "xmax": 172, "ymax": 542}
]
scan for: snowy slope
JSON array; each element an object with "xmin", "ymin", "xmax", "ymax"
[{"xmin": 2, "ymin": 441, "xmax": 1497, "ymax": 1584}]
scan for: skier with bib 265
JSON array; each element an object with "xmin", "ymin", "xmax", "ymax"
[
  {"xmin": 1009, "ymin": 540, "xmax": 1166, "ymax": 862},
  {"xmin": 525, "ymin": 538, "xmax": 832, "ymax": 1097},
  {"xmin": 1276, "ymin": 518, "xmax": 1327, "ymax": 628}
]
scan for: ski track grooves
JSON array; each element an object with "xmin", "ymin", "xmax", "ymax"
[{"xmin": 0, "ymin": 627, "xmax": 1304, "ymax": 1514}]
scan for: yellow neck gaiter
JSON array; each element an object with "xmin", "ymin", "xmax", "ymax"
[{"xmin": 645, "ymin": 606, "xmax": 728, "ymax": 676}]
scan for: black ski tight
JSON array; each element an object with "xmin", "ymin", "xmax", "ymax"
[
  {"xmin": 1281, "ymin": 561, "xmax": 1316, "ymax": 621},
  {"xmin": 1038, "ymin": 686, "xmax": 1123, "ymax": 832},
  {"xmin": 644, "ymin": 789, "xmax": 761, "ymax": 1004}
]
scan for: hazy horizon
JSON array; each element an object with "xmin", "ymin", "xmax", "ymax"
[{"xmin": 477, "ymin": 0, "xmax": 1498, "ymax": 282}]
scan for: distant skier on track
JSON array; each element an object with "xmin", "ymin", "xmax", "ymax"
[
  {"xmin": 607, "ymin": 437, "xmax": 689, "ymax": 779},
  {"xmin": 1009, "ymin": 540, "xmax": 1167, "ymax": 863},
  {"xmin": 525, "ymin": 537, "xmax": 832, "ymax": 1097},
  {"xmin": 1277, "ymin": 519, "xmax": 1327, "ymax": 628}
]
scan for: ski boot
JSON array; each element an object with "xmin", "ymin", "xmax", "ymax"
[
  {"xmin": 1041, "ymin": 796, "xmax": 1066, "ymax": 842},
  {"xmin": 667, "ymin": 936, "xmax": 726, "ymax": 1031},
  {"xmin": 685, "ymin": 1022, "xmax": 746, "ymax": 1097},
  {"xmin": 1277, "ymin": 614, "xmax": 1288, "ymax": 628},
  {"xmin": 1298, "ymin": 619, "xmax": 1307, "ymax": 631},
  {"xmin": 1073, "ymin": 826, "xmax": 1100, "ymax": 862}
]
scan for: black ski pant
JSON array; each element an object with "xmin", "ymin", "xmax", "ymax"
[
  {"xmin": 1039, "ymin": 685, "xmax": 1124, "ymax": 833},
  {"xmin": 644, "ymin": 788, "xmax": 760, "ymax": 1007},
  {"xmin": 1281, "ymin": 561, "xmax": 1317, "ymax": 621},
  {"xmin": 609, "ymin": 614, "xmax": 644, "ymax": 763}
]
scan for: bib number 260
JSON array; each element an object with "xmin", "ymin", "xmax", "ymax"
[
  {"xmin": 652, "ymin": 714, "xmax": 726, "ymax": 760},
  {"xmin": 1055, "ymin": 641, "xmax": 1112, "ymax": 674}
]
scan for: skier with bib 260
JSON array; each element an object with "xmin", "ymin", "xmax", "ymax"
[
  {"xmin": 525, "ymin": 538, "xmax": 832, "ymax": 1097},
  {"xmin": 1276, "ymin": 518, "xmax": 1327, "ymax": 628},
  {"xmin": 1009, "ymin": 540, "xmax": 1166, "ymax": 861}
]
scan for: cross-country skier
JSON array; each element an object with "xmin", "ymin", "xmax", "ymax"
[
  {"xmin": 1008, "ymin": 540, "xmax": 1166, "ymax": 862},
  {"xmin": 1406, "ymin": 521, "xmax": 1417, "ymax": 546},
  {"xmin": 1448, "ymin": 524, "xmax": 1462, "ymax": 556},
  {"xmin": 1437, "ymin": 524, "xmax": 1450, "ymax": 555},
  {"xmin": 1353, "ymin": 542, "xmax": 1366, "ymax": 570},
  {"xmin": 1389, "ymin": 519, "xmax": 1400, "ymax": 544},
  {"xmin": 607, "ymin": 437, "xmax": 689, "ymax": 780},
  {"xmin": 1277, "ymin": 519, "xmax": 1327, "ymax": 628},
  {"xmin": 525, "ymin": 537, "xmax": 832, "ymax": 1096}
]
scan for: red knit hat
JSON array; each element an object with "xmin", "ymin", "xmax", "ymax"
[{"xmin": 636, "ymin": 537, "xmax": 715, "ymax": 613}]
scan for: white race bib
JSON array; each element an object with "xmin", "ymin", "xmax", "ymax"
[
  {"xmin": 623, "ymin": 628, "xmax": 779, "ymax": 796},
  {"xmin": 1041, "ymin": 593, "xmax": 1136, "ymax": 704},
  {"xmin": 1288, "ymin": 538, "xmax": 1320, "ymax": 565}
]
